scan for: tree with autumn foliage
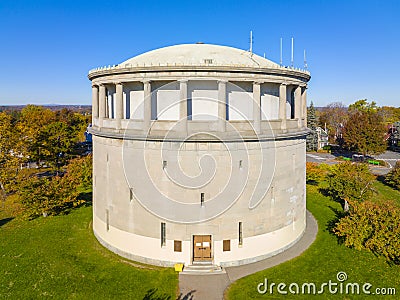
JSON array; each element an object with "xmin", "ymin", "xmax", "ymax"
[
  {"xmin": 385, "ymin": 161, "xmax": 400, "ymax": 190},
  {"xmin": 306, "ymin": 162, "xmax": 329, "ymax": 184},
  {"xmin": 36, "ymin": 121, "xmax": 75, "ymax": 171},
  {"xmin": 334, "ymin": 200, "xmax": 400, "ymax": 264},
  {"xmin": 18, "ymin": 155, "xmax": 92, "ymax": 219},
  {"xmin": 377, "ymin": 106, "xmax": 400, "ymax": 125},
  {"xmin": 318, "ymin": 102, "xmax": 347, "ymax": 145},
  {"xmin": 0, "ymin": 112, "xmax": 22, "ymax": 203},
  {"xmin": 56, "ymin": 108, "xmax": 91, "ymax": 142},
  {"xmin": 343, "ymin": 100, "xmax": 387, "ymax": 156},
  {"xmin": 326, "ymin": 162, "xmax": 375, "ymax": 211},
  {"xmin": 16, "ymin": 105, "xmax": 56, "ymax": 164},
  {"xmin": 348, "ymin": 99, "xmax": 378, "ymax": 113}
]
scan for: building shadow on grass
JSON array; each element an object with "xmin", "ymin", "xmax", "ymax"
[
  {"xmin": 78, "ymin": 191, "xmax": 93, "ymax": 207},
  {"xmin": 376, "ymin": 174, "xmax": 387, "ymax": 185},
  {"xmin": 177, "ymin": 290, "xmax": 196, "ymax": 300},
  {"xmin": 142, "ymin": 288, "xmax": 196, "ymax": 300},
  {"xmin": 0, "ymin": 217, "xmax": 14, "ymax": 227},
  {"xmin": 326, "ymin": 206, "xmax": 348, "ymax": 245}
]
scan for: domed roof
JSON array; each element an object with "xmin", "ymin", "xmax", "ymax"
[{"xmin": 119, "ymin": 43, "xmax": 281, "ymax": 68}]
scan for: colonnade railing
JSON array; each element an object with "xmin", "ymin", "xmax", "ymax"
[{"xmin": 91, "ymin": 80, "xmax": 307, "ymax": 133}]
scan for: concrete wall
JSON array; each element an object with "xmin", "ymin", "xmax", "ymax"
[
  {"xmin": 106, "ymin": 85, "xmax": 116, "ymax": 119},
  {"xmin": 123, "ymin": 82, "xmax": 144, "ymax": 119},
  {"xmin": 92, "ymin": 135, "xmax": 306, "ymax": 266},
  {"xmin": 188, "ymin": 80, "xmax": 219, "ymax": 120},
  {"xmin": 227, "ymin": 81, "xmax": 253, "ymax": 120},
  {"xmin": 90, "ymin": 63, "xmax": 310, "ymax": 267},
  {"xmin": 261, "ymin": 83, "xmax": 279, "ymax": 120},
  {"xmin": 154, "ymin": 81, "xmax": 180, "ymax": 120}
]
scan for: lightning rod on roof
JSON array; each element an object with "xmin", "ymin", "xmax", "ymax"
[
  {"xmin": 304, "ymin": 49, "xmax": 308, "ymax": 69},
  {"xmin": 249, "ymin": 30, "xmax": 253, "ymax": 55},
  {"xmin": 280, "ymin": 38, "xmax": 283, "ymax": 66},
  {"xmin": 291, "ymin": 37, "xmax": 294, "ymax": 68}
]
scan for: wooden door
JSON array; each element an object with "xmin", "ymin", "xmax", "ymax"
[{"xmin": 193, "ymin": 235, "xmax": 212, "ymax": 262}]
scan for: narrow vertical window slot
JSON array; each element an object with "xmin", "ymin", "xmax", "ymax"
[
  {"xmin": 106, "ymin": 209, "xmax": 110, "ymax": 231},
  {"xmin": 238, "ymin": 222, "xmax": 243, "ymax": 246},
  {"xmin": 161, "ymin": 222, "xmax": 166, "ymax": 247},
  {"xmin": 200, "ymin": 193, "xmax": 205, "ymax": 206}
]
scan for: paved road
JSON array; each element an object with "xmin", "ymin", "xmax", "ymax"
[
  {"xmin": 306, "ymin": 153, "xmax": 337, "ymax": 165},
  {"xmin": 374, "ymin": 151, "xmax": 400, "ymax": 168},
  {"xmin": 306, "ymin": 151, "xmax": 400, "ymax": 175},
  {"xmin": 178, "ymin": 211, "xmax": 318, "ymax": 300}
]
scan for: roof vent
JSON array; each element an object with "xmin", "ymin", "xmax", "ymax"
[{"xmin": 196, "ymin": 42, "xmax": 204, "ymax": 44}]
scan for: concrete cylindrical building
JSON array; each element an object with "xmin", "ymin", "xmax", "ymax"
[{"xmin": 88, "ymin": 43, "xmax": 311, "ymax": 267}]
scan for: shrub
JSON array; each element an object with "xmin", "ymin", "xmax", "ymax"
[
  {"xmin": 326, "ymin": 162, "xmax": 375, "ymax": 208},
  {"xmin": 385, "ymin": 161, "xmax": 400, "ymax": 190},
  {"xmin": 306, "ymin": 162, "xmax": 328, "ymax": 185},
  {"xmin": 334, "ymin": 200, "xmax": 400, "ymax": 264},
  {"xmin": 19, "ymin": 175, "xmax": 80, "ymax": 219}
]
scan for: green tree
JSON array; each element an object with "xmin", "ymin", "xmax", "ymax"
[
  {"xmin": 306, "ymin": 162, "xmax": 329, "ymax": 184},
  {"xmin": 0, "ymin": 112, "xmax": 22, "ymax": 204},
  {"xmin": 36, "ymin": 121, "xmax": 75, "ymax": 171},
  {"xmin": 16, "ymin": 105, "xmax": 56, "ymax": 164},
  {"xmin": 306, "ymin": 102, "xmax": 318, "ymax": 151},
  {"xmin": 326, "ymin": 162, "xmax": 375, "ymax": 211},
  {"xmin": 65, "ymin": 155, "xmax": 93, "ymax": 192},
  {"xmin": 377, "ymin": 106, "xmax": 400, "ymax": 125},
  {"xmin": 343, "ymin": 110, "xmax": 386, "ymax": 156},
  {"xmin": 18, "ymin": 156, "xmax": 92, "ymax": 219},
  {"xmin": 334, "ymin": 200, "xmax": 400, "ymax": 264},
  {"xmin": 348, "ymin": 99, "xmax": 378, "ymax": 113},
  {"xmin": 385, "ymin": 161, "xmax": 400, "ymax": 190},
  {"xmin": 56, "ymin": 108, "xmax": 90, "ymax": 142}
]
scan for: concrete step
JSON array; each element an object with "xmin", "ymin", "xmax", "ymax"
[{"xmin": 180, "ymin": 264, "xmax": 225, "ymax": 275}]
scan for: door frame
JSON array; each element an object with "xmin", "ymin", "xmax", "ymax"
[{"xmin": 192, "ymin": 234, "xmax": 213, "ymax": 263}]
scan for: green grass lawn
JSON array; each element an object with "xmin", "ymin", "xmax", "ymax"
[
  {"xmin": 226, "ymin": 184, "xmax": 400, "ymax": 299},
  {"xmin": 2, "ymin": 178, "xmax": 399, "ymax": 299},
  {"xmin": 373, "ymin": 179, "xmax": 400, "ymax": 206},
  {"xmin": 0, "ymin": 206, "xmax": 178, "ymax": 299}
]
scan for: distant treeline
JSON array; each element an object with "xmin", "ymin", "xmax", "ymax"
[{"xmin": 0, "ymin": 105, "xmax": 92, "ymax": 114}]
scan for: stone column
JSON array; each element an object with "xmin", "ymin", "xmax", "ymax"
[
  {"xmin": 92, "ymin": 85, "xmax": 99, "ymax": 119},
  {"xmin": 252, "ymin": 82, "xmax": 261, "ymax": 134},
  {"xmin": 179, "ymin": 80, "xmax": 188, "ymax": 133},
  {"xmin": 143, "ymin": 81, "xmax": 151, "ymax": 131},
  {"xmin": 295, "ymin": 86, "xmax": 302, "ymax": 127},
  {"xmin": 302, "ymin": 87, "xmax": 307, "ymax": 128},
  {"xmin": 279, "ymin": 83, "xmax": 287, "ymax": 132},
  {"xmin": 115, "ymin": 82, "xmax": 123, "ymax": 129},
  {"xmin": 99, "ymin": 84, "xmax": 106, "ymax": 127},
  {"xmin": 218, "ymin": 80, "xmax": 227, "ymax": 132}
]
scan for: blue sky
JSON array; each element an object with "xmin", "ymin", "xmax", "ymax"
[{"xmin": 0, "ymin": 0, "xmax": 399, "ymax": 107}]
